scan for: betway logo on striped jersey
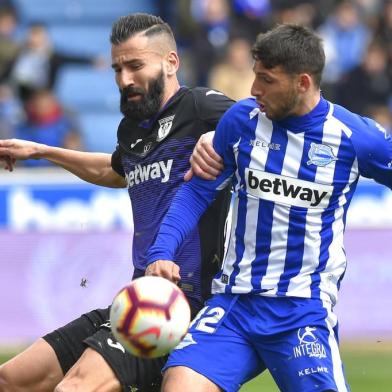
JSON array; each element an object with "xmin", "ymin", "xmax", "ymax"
[
  {"xmin": 246, "ymin": 169, "xmax": 333, "ymax": 208},
  {"xmin": 125, "ymin": 159, "xmax": 173, "ymax": 188}
]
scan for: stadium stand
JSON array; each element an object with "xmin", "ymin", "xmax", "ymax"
[
  {"xmin": 10, "ymin": 0, "xmax": 157, "ymax": 151},
  {"xmin": 78, "ymin": 111, "xmax": 122, "ymax": 153},
  {"xmin": 55, "ymin": 66, "xmax": 119, "ymax": 112},
  {"xmin": 13, "ymin": 0, "xmax": 157, "ymax": 24},
  {"xmin": 47, "ymin": 24, "xmax": 111, "ymax": 57}
]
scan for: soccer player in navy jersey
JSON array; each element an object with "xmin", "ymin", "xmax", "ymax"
[
  {"xmin": 146, "ymin": 24, "xmax": 392, "ymax": 392},
  {"xmin": 0, "ymin": 14, "xmax": 233, "ymax": 392}
]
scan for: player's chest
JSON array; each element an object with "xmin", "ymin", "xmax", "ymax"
[
  {"xmin": 120, "ymin": 137, "xmax": 196, "ymax": 190},
  {"xmin": 234, "ymin": 127, "xmax": 356, "ymax": 199}
]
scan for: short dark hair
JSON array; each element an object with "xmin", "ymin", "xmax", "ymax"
[
  {"xmin": 110, "ymin": 13, "xmax": 176, "ymax": 50},
  {"xmin": 251, "ymin": 24, "xmax": 325, "ymax": 87}
]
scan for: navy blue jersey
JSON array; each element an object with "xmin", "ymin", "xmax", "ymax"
[{"xmin": 111, "ymin": 87, "xmax": 234, "ymax": 310}]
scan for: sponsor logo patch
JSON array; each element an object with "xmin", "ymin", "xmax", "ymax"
[
  {"xmin": 125, "ymin": 159, "xmax": 173, "ymax": 188},
  {"xmin": 246, "ymin": 169, "xmax": 332, "ymax": 208},
  {"xmin": 250, "ymin": 139, "xmax": 280, "ymax": 150},
  {"xmin": 157, "ymin": 115, "xmax": 175, "ymax": 141},
  {"xmin": 107, "ymin": 338, "xmax": 125, "ymax": 353},
  {"xmin": 143, "ymin": 142, "xmax": 152, "ymax": 154},
  {"xmin": 307, "ymin": 143, "xmax": 337, "ymax": 167},
  {"xmin": 293, "ymin": 327, "xmax": 327, "ymax": 360},
  {"xmin": 298, "ymin": 366, "xmax": 329, "ymax": 377},
  {"xmin": 221, "ymin": 274, "xmax": 229, "ymax": 284},
  {"xmin": 130, "ymin": 138, "xmax": 143, "ymax": 149}
]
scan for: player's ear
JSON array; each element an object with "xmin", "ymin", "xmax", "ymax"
[
  {"xmin": 297, "ymin": 73, "xmax": 312, "ymax": 93},
  {"xmin": 165, "ymin": 51, "xmax": 180, "ymax": 76}
]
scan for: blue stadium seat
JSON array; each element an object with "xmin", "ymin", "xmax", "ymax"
[
  {"xmin": 78, "ymin": 111, "xmax": 122, "ymax": 153},
  {"xmin": 55, "ymin": 66, "xmax": 119, "ymax": 112},
  {"xmin": 48, "ymin": 24, "xmax": 111, "ymax": 57},
  {"xmin": 14, "ymin": 0, "xmax": 157, "ymax": 24}
]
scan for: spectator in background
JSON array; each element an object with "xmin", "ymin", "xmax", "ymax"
[
  {"xmin": 336, "ymin": 41, "xmax": 392, "ymax": 115},
  {"xmin": 0, "ymin": 6, "xmax": 20, "ymax": 82},
  {"xmin": 274, "ymin": 1, "xmax": 318, "ymax": 27},
  {"xmin": 367, "ymin": 104, "xmax": 392, "ymax": 135},
  {"xmin": 375, "ymin": 0, "xmax": 392, "ymax": 59},
  {"xmin": 230, "ymin": 0, "xmax": 272, "ymax": 39},
  {"xmin": 318, "ymin": 1, "xmax": 370, "ymax": 98},
  {"xmin": 271, "ymin": 0, "xmax": 337, "ymax": 29},
  {"xmin": 191, "ymin": 0, "xmax": 231, "ymax": 85},
  {"xmin": 10, "ymin": 23, "xmax": 105, "ymax": 102},
  {"xmin": 15, "ymin": 88, "xmax": 82, "ymax": 166},
  {"xmin": 208, "ymin": 36, "xmax": 254, "ymax": 101},
  {"xmin": 0, "ymin": 83, "xmax": 22, "ymax": 138}
]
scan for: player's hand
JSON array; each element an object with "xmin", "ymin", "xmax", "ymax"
[
  {"xmin": 184, "ymin": 131, "xmax": 223, "ymax": 181},
  {"xmin": 145, "ymin": 260, "xmax": 181, "ymax": 284},
  {"xmin": 0, "ymin": 139, "xmax": 43, "ymax": 163}
]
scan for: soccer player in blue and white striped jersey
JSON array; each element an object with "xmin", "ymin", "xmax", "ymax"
[{"xmin": 146, "ymin": 24, "xmax": 392, "ymax": 392}]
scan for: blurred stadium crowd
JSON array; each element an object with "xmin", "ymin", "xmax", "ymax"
[{"xmin": 1, "ymin": 0, "xmax": 392, "ymax": 162}]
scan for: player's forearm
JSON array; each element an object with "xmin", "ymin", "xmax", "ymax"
[
  {"xmin": 35, "ymin": 145, "xmax": 126, "ymax": 188},
  {"xmin": 147, "ymin": 182, "xmax": 215, "ymax": 263}
]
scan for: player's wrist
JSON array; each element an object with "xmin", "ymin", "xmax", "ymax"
[{"xmin": 35, "ymin": 143, "xmax": 54, "ymax": 160}]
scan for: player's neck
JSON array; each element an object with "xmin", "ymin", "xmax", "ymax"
[
  {"xmin": 294, "ymin": 90, "xmax": 321, "ymax": 117},
  {"xmin": 160, "ymin": 78, "xmax": 181, "ymax": 110}
]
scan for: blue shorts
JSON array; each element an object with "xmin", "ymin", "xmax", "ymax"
[{"xmin": 163, "ymin": 294, "xmax": 349, "ymax": 392}]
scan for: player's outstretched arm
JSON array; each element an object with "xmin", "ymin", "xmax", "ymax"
[
  {"xmin": 0, "ymin": 139, "xmax": 126, "ymax": 188},
  {"xmin": 184, "ymin": 131, "xmax": 223, "ymax": 181}
]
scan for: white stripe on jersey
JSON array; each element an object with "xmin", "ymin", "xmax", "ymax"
[
  {"xmin": 318, "ymin": 112, "xmax": 360, "ymax": 303},
  {"xmin": 214, "ymin": 137, "xmax": 242, "ymax": 291},
  {"xmin": 236, "ymin": 114, "xmax": 273, "ymax": 290},
  {"xmin": 301, "ymin": 109, "xmax": 340, "ymax": 302},
  {"xmin": 261, "ymin": 131, "xmax": 305, "ymax": 294}
]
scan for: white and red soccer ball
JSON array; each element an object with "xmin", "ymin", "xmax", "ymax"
[{"xmin": 110, "ymin": 276, "xmax": 191, "ymax": 358}]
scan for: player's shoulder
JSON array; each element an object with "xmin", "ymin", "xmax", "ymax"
[
  {"xmin": 220, "ymin": 97, "xmax": 259, "ymax": 122},
  {"xmin": 331, "ymin": 102, "xmax": 391, "ymax": 155},
  {"xmin": 189, "ymin": 87, "xmax": 229, "ymax": 100},
  {"xmin": 331, "ymin": 103, "xmax": 380, "ymax": 137},
  {"xmin": 187, "ymin": 87, "xmax": 234, "ymax": 108}
]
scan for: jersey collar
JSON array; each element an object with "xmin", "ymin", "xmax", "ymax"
[{"xmin": 276, "ymin": 96, "xmax": 330, "ymax": 133}]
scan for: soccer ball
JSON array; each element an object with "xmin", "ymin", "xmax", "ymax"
[{"xmin": 109, "ymin": 276, "xmax": 191, "ymax": 358}]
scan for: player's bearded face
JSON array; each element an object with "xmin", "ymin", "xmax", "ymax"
[
  {"xmin": 266, "ymin": 83, "xmax": 299, "ymax": 121},
  {"xmin": 120, "ymin": 70, "xmax": 164, "ymax": 120}
]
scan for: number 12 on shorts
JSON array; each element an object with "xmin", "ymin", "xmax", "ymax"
[{"xmin": 190, "ymin": 306, "xmax": 225, "ymax": 333}]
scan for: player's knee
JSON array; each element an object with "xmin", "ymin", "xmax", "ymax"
[
  {"xmin": 54, "ymin": 372, "xmax": 82, "ymax": 392},
  {"xmin": 54, "ymin": 366, "xmax": 121, "ymax": 392},
  {"xmin": 53, "ymin": 379, "xmax": 75, "ymax": 392},
  {"xmin": 162, "ymin": 366, "xmax": 211, "ymax": 392},
  {"xmin": 0, "ymin": 364, "xmax": 17, "ymax": 392}
]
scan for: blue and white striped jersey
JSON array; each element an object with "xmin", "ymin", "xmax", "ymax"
[{"xmin": 147, "ymin": 96, "xmax": 392, "ymax": 305}]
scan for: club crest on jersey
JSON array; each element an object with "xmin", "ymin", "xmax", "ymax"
[
  {"xmin": 307, "ymin": 143, "xmax": 337, "ymax": 167},
  {"xmin": 157, "ymin": 115, "xmax": 175, "ymax": 141}
]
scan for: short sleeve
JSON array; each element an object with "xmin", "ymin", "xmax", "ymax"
[
  {"xmin": 352, "ymin": 118, "xmax": 392, "ymax": 189},
  {"xmin": 111, "ymin": 145, "xmax": 125, "ymax": 177}
]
